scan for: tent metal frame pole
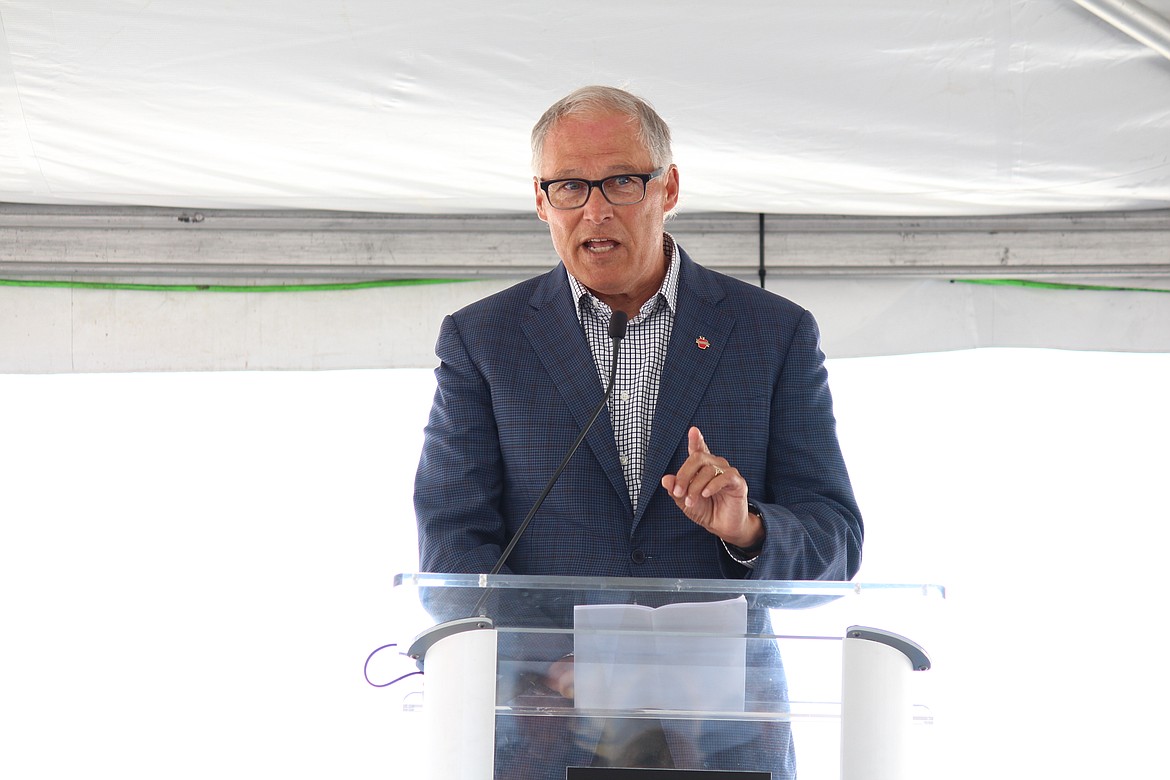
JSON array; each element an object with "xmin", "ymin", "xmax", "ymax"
[
  {"xmin": 1072, "ymin": 0, "xmax": 1170, "ymax": 61},
  {"xmin": 758, "ymin": 213, "xmax": 766, "ymax": 289},
  {"xmin": 2, "ymin": 204, "xmax": 1169, "ymax": 284}
]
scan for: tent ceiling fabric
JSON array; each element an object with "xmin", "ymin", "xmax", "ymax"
[
  {"xmin": 2, "ymin": 1, "xmax": 1169, "ymax": 372},
  {"xmin": 1, "ymin": 0, "xmax": 1169, "ymax": 217}
]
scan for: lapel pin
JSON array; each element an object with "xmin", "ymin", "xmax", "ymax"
[{"xmin": 695, "ymin": 336, "xmax": 710, "ymax": 350}]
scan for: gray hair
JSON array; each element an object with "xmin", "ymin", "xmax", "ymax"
[{"xmin": 531, "ymin": 85, "xmax": 673, "ymax": 175}]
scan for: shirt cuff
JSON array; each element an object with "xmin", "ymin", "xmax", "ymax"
[
  {"xmin": 722, "ymin": 501, "xmax": 765, "ymax": 567},
  {"xmin": 722, "ymin": 539, "xmax": 760, "ymax": 568}
]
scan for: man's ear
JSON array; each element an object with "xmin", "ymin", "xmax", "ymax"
[
  {"xmin": 662, "ymin": 165, "xmax": 680, "ymax": 214},
  {"xmin": 534, "ymin": 177, "xmax": 549, "ymax": 223}
]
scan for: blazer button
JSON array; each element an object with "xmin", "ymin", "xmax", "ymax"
[{"xmin": 630, "ymin": 549, "xmax": 647, "ymax": 564}]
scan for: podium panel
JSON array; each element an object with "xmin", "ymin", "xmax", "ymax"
[{"xmin": 391, "ymin": 574, "xmax": 943, "ymax": 780}]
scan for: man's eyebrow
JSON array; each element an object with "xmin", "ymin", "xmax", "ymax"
[{"xmin": 546, "ymin": 165, "xmax": 648, "ymax": 179}]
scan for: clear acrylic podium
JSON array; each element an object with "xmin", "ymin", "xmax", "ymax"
[{"xmin": 391, "ymin": 573, "xmax": 943, "ymax": 780}]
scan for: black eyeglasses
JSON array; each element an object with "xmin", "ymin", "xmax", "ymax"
[{"xmin": 539, "ymin": 168, "xmax": 666, "ymax": 210}]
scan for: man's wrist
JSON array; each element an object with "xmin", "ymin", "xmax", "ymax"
[{"xmin": 727, "ymin": 501, "xmax": 765, "ymax": 556}]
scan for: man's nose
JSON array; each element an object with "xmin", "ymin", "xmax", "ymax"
[{"xmin": 581, "ymin": 184, "xmax": 613, "ymax": 222}]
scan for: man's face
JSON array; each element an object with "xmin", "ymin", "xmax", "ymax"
[{"xmin": 534, "ymin": 111, "xmax": 679, "ymax": 315}]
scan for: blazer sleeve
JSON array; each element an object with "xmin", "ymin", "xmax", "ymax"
[
  {"xmin": 719, "ymin": 309, "xmax": 863, "ymax": 582},
  {"xmin": 413, "ymin": 310, "xmax": 582, "ymax": 652},
  {"xmin": 414, "ymin": 313, "xmax": 513, "ymax": 577}
]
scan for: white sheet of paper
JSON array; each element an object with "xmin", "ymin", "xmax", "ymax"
[{"xmin": 573, "ymin": 596, "xmax": 748, "ymax": 712}]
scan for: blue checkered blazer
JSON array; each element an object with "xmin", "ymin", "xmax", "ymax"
[
  {"xmin": 415, "ymin": 246, "xmax": 862, "ymax": 583},
  {"xmin": 414, "ymin": 246, "xmax": 861, "ymax": 778}
]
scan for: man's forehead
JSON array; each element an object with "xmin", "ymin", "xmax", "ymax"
[{"xmin": 540, "ymin": 112, "xmax": 653, "ymax": 177}]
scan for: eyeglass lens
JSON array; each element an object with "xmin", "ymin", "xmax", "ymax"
[{"xmin": 546, "ymin": 175, "xmax": 646, "ymax": 209}]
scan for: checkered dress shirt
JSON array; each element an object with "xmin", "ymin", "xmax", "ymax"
[{"xmin": 567, "ymin": 234, "xmax": 680, "ymax": 508}]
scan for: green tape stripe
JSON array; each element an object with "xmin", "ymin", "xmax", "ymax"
[
  {"xmin": 0, "ymin": 278, "xmax": 467, "ymax": 293},
  {"xmin": 955, "ymin": 279, "xmax": 1170, "ymax": 294},
  {"xmin": 8, "ymin": 275, "xmax": 1164, "ymax": 295}
]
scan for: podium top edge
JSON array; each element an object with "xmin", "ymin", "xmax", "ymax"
[{"xmin": 392, "ymin": 573, "xmax": 945, "ymax": 599}]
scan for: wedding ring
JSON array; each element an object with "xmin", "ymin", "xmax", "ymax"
[{"xmin": 712, "ymin": 465, "xmax": 725, "ymax": 477}]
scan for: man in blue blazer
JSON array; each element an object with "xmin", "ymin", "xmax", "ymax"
[{"xmin": 414, "ymin": 86, "xmax": 862, "ymax": 777}]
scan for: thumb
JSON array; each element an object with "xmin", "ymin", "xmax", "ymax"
[{"xmin": 688, "ymin": 426, "xmax": 709, "ymax": 455}]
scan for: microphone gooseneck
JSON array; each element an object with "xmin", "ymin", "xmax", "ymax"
[{"xmin": 473, "ymin": 309, "xmax": 629, "ymax": 616}]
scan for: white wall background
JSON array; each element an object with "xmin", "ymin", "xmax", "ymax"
[{"xmin": 1, "ymin": 349, "xmax": 1167, "ymax": 778}]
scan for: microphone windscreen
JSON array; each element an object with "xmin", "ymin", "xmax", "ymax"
[{"xmin": 608, "ymin": 310, "xmax": 629, "ymax": 340}]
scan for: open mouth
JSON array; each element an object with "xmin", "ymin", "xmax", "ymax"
[{"xmin": 583, "ymin": 238, "xmax": 620, "ymax": 253}]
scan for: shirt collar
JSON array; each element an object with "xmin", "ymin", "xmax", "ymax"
[{"xmin": 568, "ymin": 232, "xmax": 680, "ymax": 323}]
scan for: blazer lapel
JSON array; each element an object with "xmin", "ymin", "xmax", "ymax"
[
  {"xmin": 521, "ymin": 267, "xmax": 633, "ymax": 515},
  {"xmin": 635, "ymin": 255, "xmax": 736, "ymax": 524}
]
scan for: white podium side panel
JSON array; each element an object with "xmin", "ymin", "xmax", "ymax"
[
  {"xmin": 840, "ymin": 632, "xmax": 920, "ymax": 780},
  {"xmin": 421, "ymin": 628, "xmax": 498, "ymax": 780}
]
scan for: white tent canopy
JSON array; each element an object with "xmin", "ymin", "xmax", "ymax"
[{"xmin": 2, "ymin": 0, "xmax": 1169, "ymax": 371}]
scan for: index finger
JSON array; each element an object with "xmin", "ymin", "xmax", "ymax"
[{"xmin": 689, "ymin": 426, "xmax": 710, "ymax": 456}]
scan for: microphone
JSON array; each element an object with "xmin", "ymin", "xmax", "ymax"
[
  {"xmin": 607, "ymin": 308, "xmax": 630, "ymax": 341},
  {"xmin": 473, "ymin": 309, "xmax": 629, "ymax": 615}
]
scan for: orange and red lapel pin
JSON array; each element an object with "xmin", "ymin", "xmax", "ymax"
[{"xmin": 695, "ymin": 336, "xmax": 710, "ymax": 350}]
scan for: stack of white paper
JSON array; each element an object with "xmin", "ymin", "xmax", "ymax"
[{"xmin": 573, "ymin": 596, "xmax": 748, "ymax": 712}]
